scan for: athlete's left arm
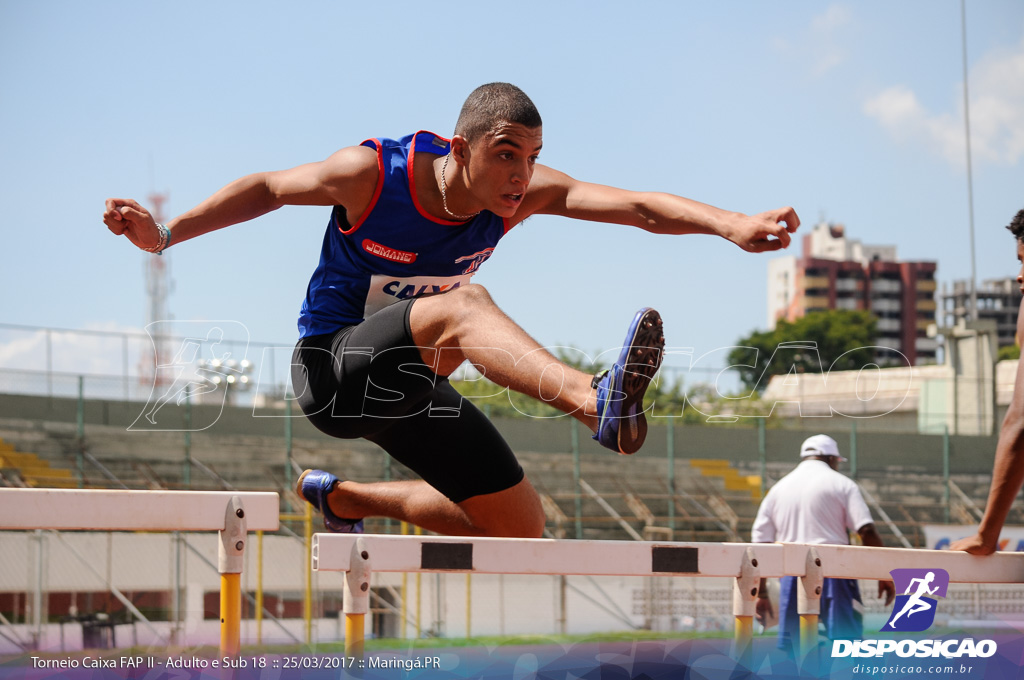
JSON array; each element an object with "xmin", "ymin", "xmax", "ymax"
[
  {"xmin": 950, "ymin": 297, "xmax": 1024, "ymax": 555},
  {"xmin": 520, "ymin": 165, "xmax": 800, "ymax": 253}
]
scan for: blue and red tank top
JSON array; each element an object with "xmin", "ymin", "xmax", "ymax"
[{"xmin": 297, "ymin": 131, "xmax": 512, "ymax": 337}]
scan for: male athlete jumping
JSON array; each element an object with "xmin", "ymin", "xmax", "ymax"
[{"xmin": 104, "ymin": 83, "xmax": 800, "ymax": 538}]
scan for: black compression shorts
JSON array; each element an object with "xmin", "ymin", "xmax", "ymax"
[{"xmin": 290, "ymin": 298, "xmax": 525, "ymax": 504}]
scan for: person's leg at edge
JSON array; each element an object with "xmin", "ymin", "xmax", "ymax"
[{"xmin": 409, "ymin": 284, "xmax": 603, "ymax": 432}]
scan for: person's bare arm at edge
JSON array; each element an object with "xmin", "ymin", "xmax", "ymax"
[
  {"xmin": 950, "ymin": 298, "xmax": 1024, "ymax": 556},
  {"xmin": 516, "ymin": 165, "xmax": 800, "ymax": 252},
  {"xmin": 858, "ymin": 523, "xmax": 896, "ymax": 605},
  {"xmin": 103, "ymin": 145, "xmax": 380, "ymax": 251}
]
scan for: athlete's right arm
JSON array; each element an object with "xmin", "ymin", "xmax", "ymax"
[{"xmin": 103, "ymin": 145, "xmax": 379, "ymax": 251}]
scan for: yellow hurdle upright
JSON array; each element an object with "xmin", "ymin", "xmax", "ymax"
[
  {"xmin": 799, "ymin": 613, "xmax": 819, "ymax": 655},
  {"xmin": 218, "ymin": 496, "xmax": 249, "ymax": 658},
  {"xmin": 731, "ymin": 547, "xmax": 759, "ymax": 667},
  {"xmin": 796, "ymin": 548, "xmax": 824, "ymax": 673},
  {"xmin": 337, "ymin": 536, "xmax": 372, "ymax": 658},
  {"xmin": 733, "ymin": 615, "xmax": 753, "ymax": 666},
  {"xmin": 220, "ymin": 573, "xmax": 242, "ymax": 656},
  {"xmin": 345, "ymin": 613, "xmax": 366, "ymax": 657}
]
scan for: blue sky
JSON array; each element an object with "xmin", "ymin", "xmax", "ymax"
[{"xmin": 1, "ymin": 0, "xmax": 1023, "ymax": 385}]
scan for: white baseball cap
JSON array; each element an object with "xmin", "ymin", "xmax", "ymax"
[{"xmin": 800, "ymin": 434, "xmax": 847, "ymax": 461}]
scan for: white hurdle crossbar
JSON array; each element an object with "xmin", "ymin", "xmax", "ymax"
[
  {"xmin": 0, "ymin": 488, "xmax": 280, "ymax": 656},
  {"xmin": 313, "ymin": 533, "xmax": 1024, "ymax": 660}
]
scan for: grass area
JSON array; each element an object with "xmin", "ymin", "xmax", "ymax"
[{"xmin": 248, "ymin": 629, "xmax": 731, "ymax": 655}]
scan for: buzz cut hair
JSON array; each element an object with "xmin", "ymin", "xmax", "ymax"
[
  {"xmin": 454, "ymin": 83, "xmax": 542, "ymax": 141},
  {"xmin": 1008, "ymin": 209, "xmax": 1024, "ymax": 242}
]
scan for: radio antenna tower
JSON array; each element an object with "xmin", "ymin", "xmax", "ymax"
[{"xmin": 142, "ymin": 191, "xmax": 172, "ymax": 387}]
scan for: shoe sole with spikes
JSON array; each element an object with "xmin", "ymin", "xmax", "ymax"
[{"xmin": 593, "ymin": 308, "xmax": 665, "ymax": 454}]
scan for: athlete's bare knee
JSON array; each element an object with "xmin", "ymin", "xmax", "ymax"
[
  {"xmin": 449, "ymin": 283, "xmax": 495, "ymax": 315},
  {"xmin": 410, "ymin": 283, "xmax": 496, "ymax": 342},
  {"xmin": 459, "ymin": 478, "xmax": 545, "ymax": 538},
  {"xmin": 479, "ymin": 513, "xmax": 544, "ymax": 538},
  {"xmin": 482, "ymin": 504, "xmax": 545, "ymax": 538}
]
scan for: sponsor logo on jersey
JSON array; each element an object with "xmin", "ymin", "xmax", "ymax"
[
  {"xmin": 455, "ymin": 248, "xmax": 495, "ymax": 274},
  {"xmin": 362, "ymin": 239, "xmax": 417, "ymax": 264},
  {"xmin": 363, "ymin": 274, "xmax": 473, "ymax": 319},
  {"xmin": 382, "ymin": 280, "xmax": 462, "ymax": 299}
]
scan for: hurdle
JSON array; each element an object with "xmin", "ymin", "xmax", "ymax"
[
  {"xmin": 0, "ymin": 488, "xmax": 280, "ymax": 656},
  {"xmin": 312, "ymin": 533, "xmax": 1024, "ymax": 660}
]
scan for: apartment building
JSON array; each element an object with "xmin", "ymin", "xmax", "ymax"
[
  {"xmin": 941, "ymin": 278, "xmax": 1021, "ymax": 350},
  {"xmin": 767, "ymin": 222, "xmax": 938, "ymax": 365}
]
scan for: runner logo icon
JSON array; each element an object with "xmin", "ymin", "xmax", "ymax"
[{"xmin": 881, "ymin": 568, "xmax": 949, "ymax": 632}]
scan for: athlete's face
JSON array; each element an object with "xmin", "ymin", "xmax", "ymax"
[
  {"xmin": 1017, "ymin": 239, "xmax": 1024, "ymax": 294},
  {"xmin": 464, "ymin": 122, "xmax": 542, "ymax": 218}
]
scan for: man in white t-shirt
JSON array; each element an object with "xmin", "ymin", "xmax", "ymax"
[{"xmin": 751, "ymin": 434, "xmax": 895, "ymax": 654}]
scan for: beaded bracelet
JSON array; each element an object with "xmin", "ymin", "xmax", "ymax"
[{"xmin": 143, "ymin": 223, "xmax": 172, "ymax": 254}]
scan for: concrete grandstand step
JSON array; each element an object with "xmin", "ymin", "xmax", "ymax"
[
  {"xmin": 689, "ymin": 459, "xmax": 761, "ymax": 501},
  {"xmin": 9, "ymin": 465, "xmax": 73, "ymax": 479},
  {"xmin": 23, "ymin": 475, "xmax": 79, "ymax": 489},
  {"xmin": 0, "ymin": 435, "xmax": 79, "ymax": 489}
]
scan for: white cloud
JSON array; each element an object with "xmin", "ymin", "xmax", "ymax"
[
  {"xmin": 863, "ymin": 86, "xmax": 963, "ymax": 164},
  {"xmin": 864, "ymin": 35, "xmax": 1024, "ymax": 166},
  {"xmin": 808, "ymin": 3, "xmax": 853, "ymax": 77},
  {"xmin": 0, "ymin": 321, "xmax": 260, "ymax": 401},
  {"xmin": 970, "ymin": 39, "xmax": 1024, "ymax": 164},
  {"xmin": 0, "ymin": 322, "xmax": 145, "ymax": 380},
  {"xmin": 770, "ymin": 3, "xmax": 853, "ymax": 78},
  {"xmin": 812, "ymin": 4, "xmax": 853, "ymax": 34},
  {"xmin": 863, "ymin": 85, "xmax": 924, "ymax": 130}
]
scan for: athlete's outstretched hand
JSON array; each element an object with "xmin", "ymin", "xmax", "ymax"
[
  {"xmin": 103, "ymin": 198, "xmax": 161, "ymax": 251},
  {"xmin": 949, "ymin": 533, "xmax": 997, "ymax": 556},
  {"xmin": 725, "ymin": 206, "xmax": 800, "ymax": 253}
]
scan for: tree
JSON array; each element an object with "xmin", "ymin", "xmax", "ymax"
[
  {"xmin": 448, "ymin": 347, "xmax": 609, "ymax": 419},
  {"xmin": 450, "ymin": 347, "xmax": 695, "ymax": 421},
  {"xmin": 728, "ymin": 310, "xmax": 878, "ymax": 392},
  {"xmin": 999, "ymin": 343, "xmax": 1021, "ymax": 362}
]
